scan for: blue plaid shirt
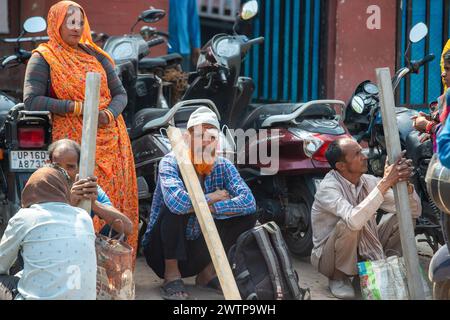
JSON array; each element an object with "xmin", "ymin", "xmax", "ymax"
[{"xmin": 142, "ymin": 153, "xmax": 256, "ymax": 247}]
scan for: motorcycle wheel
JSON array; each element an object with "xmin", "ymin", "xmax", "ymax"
[
  {"xmin": 421, "ymin": 225, "xmax": 445, "ymax": 253},
  {"xmin": 282, "ymin": 182, "xmax": 314, "ymax": 257},
  {"xmin": 433, "ymin": 280, "xmax": 450, "ymax": 300}
]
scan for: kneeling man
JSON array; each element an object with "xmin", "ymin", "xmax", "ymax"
[{"xmin": 311, "ymin": 138, "xmax": 421, "ymax": 299}]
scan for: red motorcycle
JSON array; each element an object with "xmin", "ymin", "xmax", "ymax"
[
  {"xmin": 181, "ymin": 1, "xmax": 352, "ymax": 256},
  {"xmin": 236, "ymin": 101, "xmax": 351, "ymax": 257}
]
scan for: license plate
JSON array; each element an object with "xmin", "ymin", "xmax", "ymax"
[{"xmin": 9, "ymin": 150, "xmax": 49, "ymax": 171}]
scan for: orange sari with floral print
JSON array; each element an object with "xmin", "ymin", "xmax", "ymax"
[{"xmin": 34, "ymin": 1, "xmax": 138, "ymax": 263}]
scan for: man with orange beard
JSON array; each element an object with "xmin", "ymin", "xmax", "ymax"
[{"xmin": 142, "ymin": 107, "xmax": 256, "ymax": 300}]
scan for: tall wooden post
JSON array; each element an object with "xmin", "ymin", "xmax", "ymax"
[
  {"xmin": 78, "ymin": 72, "xmax": 100, "ymax": 214},
  {"xmin": 167, "ymin": 126, "xmax": 241, "ymax": 300},
  {"xmin": 376, "ymin": 67, "xmax": 425, "ymax": 299}
]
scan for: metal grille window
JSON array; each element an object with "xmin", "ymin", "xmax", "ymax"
[
  {"xmin": 198, "ymin": 0, "xmax": 240, "ymax": 22},
  {"xmin": 397, "ymin": 0, "xmax": 450, "ymax": 109},
  {"xmin": 243, "ymin": 0, "xmax": 323, "ymax": 103}
]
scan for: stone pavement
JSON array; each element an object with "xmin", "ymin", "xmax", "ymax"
[{"xmin": 134, "ymin": 236, "xmax": 434, "ymax": 300}]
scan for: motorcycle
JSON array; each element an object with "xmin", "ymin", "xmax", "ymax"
[
  {"xmin": 181, "ymin": 0, "xmax": 352, "ymax": 257},
  {"xmin": 0, "ymin": 17, "xmax": 51, "ymax": 237},
  {"xmin": 425, "ymin": 152, "xmax": 450, "ymax": 299},
  {"xmin": 103, "ymin": 8, "xmax": 183, "ymax": 127},
  {"xmin": 344, "ymin": 22, "xmax": 444, "ymax": 253}
]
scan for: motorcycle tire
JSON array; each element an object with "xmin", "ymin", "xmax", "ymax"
[
  {"xmin": 283, "ymin": 182, "xmax": 314, "ymax": 258},
  {"xmin": 433, "ymin": 280, "xmax": 450, "ymax": 300}
]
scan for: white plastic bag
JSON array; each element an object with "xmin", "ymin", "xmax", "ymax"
[{"xmin": 358, "ymin": 255, "xmax": 431, "ymax": 300}]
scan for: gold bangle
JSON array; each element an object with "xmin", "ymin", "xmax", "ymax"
[
  {"xmin": 104, "ymin": 109, "xmax": 115, "ymax": 123},
  {"xmin": 73, "ymin": 101, "xmax": 82, "ymax": 116}
]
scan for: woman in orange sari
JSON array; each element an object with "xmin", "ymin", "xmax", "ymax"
[{"xmin": 23, "ymin": 1, "xmax": 138, "ymax": 262}]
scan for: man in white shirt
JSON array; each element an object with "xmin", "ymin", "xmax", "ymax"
[
  {"xmin": 311, "ymin": 138, "xmax": 421, "ymax": 299},
  {"xmin": 0, "ymin": 165, "xmax": 97, "ymax": 300}
]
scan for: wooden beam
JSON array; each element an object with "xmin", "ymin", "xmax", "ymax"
[
  {"xmin": 78, "ymin": 72, "xmax": 100, "ymax": 214},
  {"xmin": 376, "ymin": 67, "xmax": 425, "ymax": 300},
  {"xmin": 167, "ymin": 126, "xmax": 241, "ymax": 300}
]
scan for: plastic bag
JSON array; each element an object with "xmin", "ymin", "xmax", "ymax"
[
  {"xmin": 358, "ymin": 255, "xmax": 431, "ymax": 300},
  {"xmin": 95, "ymin": 222, "xmax": 135, "ymax": 300}
]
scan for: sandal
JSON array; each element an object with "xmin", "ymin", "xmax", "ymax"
[
  {"xmin": 160, "ymin": 279, "xmax": 189, "ymax": 300},
  {"xmin": 197, "ymin": 276, "xmax": 222, "ymax": 294}
]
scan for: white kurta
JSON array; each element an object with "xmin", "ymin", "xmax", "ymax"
[{"xmin": 0, "ymin": 202, "xmax": 97, "ymax": 300}]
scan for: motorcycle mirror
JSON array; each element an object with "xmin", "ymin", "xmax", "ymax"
[
  {"xmin": 409, "ymin": 22, "xmax": 428, "ymax": 43},
  {"xmin": 351, "ymin": 95, "xmax": 365, "ymax": 114},
  {"xmin": 240, "ymin": 0, "xmax": 259, "ymax": 20},
  {"xmin": 140, "ymin": 9, "xmax": 166, "ymax": 23},
  {"xmin": 22, "ymin": 16, "xmax": 47, "ymax": 34}
]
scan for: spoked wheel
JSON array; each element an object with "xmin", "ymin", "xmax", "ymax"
[
  {"xmin": 417, "ymin": 215, "xmax": 445, "ymax": 253},
  {"xmin": 283, "ymin": 183, "xmax": 314, "ymax": 258}
]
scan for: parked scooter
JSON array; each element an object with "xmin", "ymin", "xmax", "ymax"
[
  {"xmin": 0, "ymin": 17, "xmax": 51, "ymax": 237},
  {"xmin": 182, "ymin": 0, "xmax": 352, "ymax": 257},
  {"xmin": 103, "ymin": 8, "xmax": 184, "ymax": 127},
  {"xmin": 344, "ymin": 22, "xmax": 443, "ymax": 252}
]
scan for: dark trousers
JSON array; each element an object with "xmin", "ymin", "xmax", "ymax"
[
  {"xmin": 144, "ymin": 204, "xmax": 256, "ymax": 279},
  {"xmin": 0, "ymin": 275, "xmax": 19, "ymax": 300}
]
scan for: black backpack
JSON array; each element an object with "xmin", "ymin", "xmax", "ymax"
[{"xmin": 228, "ymin": 221, "xmax": 310, "ymax": 300}]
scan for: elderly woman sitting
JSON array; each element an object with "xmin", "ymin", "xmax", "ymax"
[{"xmin": 0, "ymin": 165, "xmax": 97, "ymax": 300}]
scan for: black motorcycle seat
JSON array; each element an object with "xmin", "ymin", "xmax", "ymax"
[
  {"xmin": 159, "ymin": 53, "xmax": 183, "ymax": 65},
  {"xmin": 240, "ymin": 103, "xmax": 336, "ymax": 129},
  {"xmin": 139, "ymin": 57, "xmax": 167, "ymax": 70},
  {"xmin": 130, "ymin": 106, "xmax": 200, "ymax": 139}
]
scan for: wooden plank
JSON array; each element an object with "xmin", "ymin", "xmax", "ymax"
[
  {"xmin": 78, "ymin": 72, "xmax": 101, "ymax": 214},
  {"xmin": 376, "ymin": 67, "xmax": 426, "ymax": 300},
  {"xmin": 167, "ymin": 126, "xmax": 241, "ymax": 300}
]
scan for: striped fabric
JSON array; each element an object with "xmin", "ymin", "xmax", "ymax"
[{"xmin": 23, "ymin": 44, "xmax": 127, "ymax": 118}]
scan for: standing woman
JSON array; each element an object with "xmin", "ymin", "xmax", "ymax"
[{"xmin": 23, "ymin": 1, "xmax": 138, "ymax": 261}]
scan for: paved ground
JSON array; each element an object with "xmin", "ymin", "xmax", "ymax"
[{"xmin": 134, "ymin": 236, "xmax": 434, "ymax": 300}]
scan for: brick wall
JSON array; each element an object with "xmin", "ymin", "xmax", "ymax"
[{"xmin": 0, "ymin": 0, "xmax": 169, "ymax": 97}]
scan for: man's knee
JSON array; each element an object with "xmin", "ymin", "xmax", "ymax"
[{"xmin": 335, "ymin": 220, "xmax": 360, "ymax": 242}]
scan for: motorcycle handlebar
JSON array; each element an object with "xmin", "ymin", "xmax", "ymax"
[
  {"xmin": 147, "ymin": 37, "xmax": 165, "ymax": 48},
  {"xmin": 156, "ymin": 31, "xmax": 169, "ymax": 38},
  {"xmin": 2, "ymin": 36, "xmax": 49, "ymax": 43},
  {"xmin": 1, "ymin": 49, "xmax": 32, "ymax": 68},
  {"xmin": 247, "ymin": 37, "xmax": 265, "ymax": 46},
  {"xmin": 1, "ymin": 55, "xmax": 18, "ymax": 67},
  {"xmin": 410, "ymin": 53, "xmax": 435, "ymax": 73}
]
